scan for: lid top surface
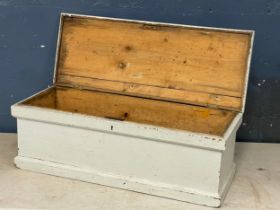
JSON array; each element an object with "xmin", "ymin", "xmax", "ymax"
[{"xmin": 55, "ymin": 14, "xmax": 253, "ymax": 112}]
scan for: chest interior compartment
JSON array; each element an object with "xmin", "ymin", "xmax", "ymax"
[{"xmin": 20, "ymin": 15, "xmax": 253, "ymax": 137}]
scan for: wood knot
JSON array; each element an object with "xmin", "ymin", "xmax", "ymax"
[
  {"xmin": 118, "ymin": 61, "xmax": 127, "ymax": 69},
  {"xmin": 124, "ymin": 45, "xmax": 133, "ymax": 51}
]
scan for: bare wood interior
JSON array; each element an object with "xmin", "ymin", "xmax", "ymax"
[
  {"xmin": 56, "ymin": 16, "xmax": 252, "ymax": 111},
  {"xmin": 22, "ymin": 86, "xmax": 237, "ymax": 136}
]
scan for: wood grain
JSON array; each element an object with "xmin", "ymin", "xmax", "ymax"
[
  {"xmin": 55, "ymin": 16, "xmax": 252, "ymax": 111},
  {"xmin": 24, "ymin": 86, "xmax": 236, "ymax": 136}
]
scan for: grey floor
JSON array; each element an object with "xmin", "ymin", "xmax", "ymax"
[{"xmin": 0, "ymin": 133, "xmax": 279, "ymax": 210}]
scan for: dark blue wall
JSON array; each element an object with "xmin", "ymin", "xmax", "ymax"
[{"xmin": 1, "ymin": 0, "xmax": 280, "ymax": 142}]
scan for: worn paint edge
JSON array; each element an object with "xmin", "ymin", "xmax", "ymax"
[
  {"xmin": 11, "ymin": 104, "xmax": 227, "ymax": 151},
  {"xmin": 223, "ymin": 113, "xmax": 242, "ymax": 141},
  {"xmin": 241, "ymin": 31, "xmax": 255, "ymax": 113},
  {"xmin": 53, "ymin": 14, "xmax": 64, "ymax": 84}
]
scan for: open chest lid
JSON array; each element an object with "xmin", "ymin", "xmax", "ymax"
[{"xmin": 54, "ymin": 13, "xmax": 254, "ymax": 113}]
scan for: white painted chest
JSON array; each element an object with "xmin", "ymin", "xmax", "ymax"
[{"xmin": 11, "ymin": 13, "xmax": 254, "ymax": 207}]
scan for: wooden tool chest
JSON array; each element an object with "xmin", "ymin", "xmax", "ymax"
[{"xmin": 11, "ymin": 13, "xmax": 254, "ymax": 207}]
